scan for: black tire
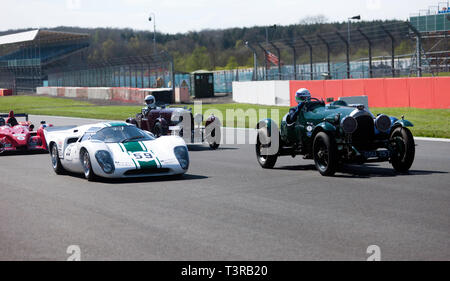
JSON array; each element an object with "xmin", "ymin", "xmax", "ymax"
[
  {"xmin": 80, "ymin": 149, "xmax": 97, "ymax": 181},
  {"xmin": 153, "ymin": 122, "xmax": 164, "ymax": 138},
  {"xmin": 313, "ymin": 132, "xmax": 338, "ymax": 177},
  {"xmin": 256, "ymin": 134, "xmax": 278, "ymax": 169},
  {"xmin": 50, "ymin": 143, "xmax": 65, "ymax": 175},
  {"xmin": 208, "ymin": 127, "xmax": 221, "ymax": 150},
  {"xmin": 390, "ymin": 127, "xmax": 415, "ymax": 173},
  {"xmin": 209, "ymin": 142, "xmax": 220, "ymax": 150}
]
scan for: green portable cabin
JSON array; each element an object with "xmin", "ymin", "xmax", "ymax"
[{"xmin": 190, "ymin": 70, "xmax": 214, "ymax": 98}]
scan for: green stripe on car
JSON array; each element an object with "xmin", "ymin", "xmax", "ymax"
[
  {"xmin": 139, "ymin": 141, "xmax": 147, "ymax": 152},
  {"xmin": 123, "ymin": 142, "xmax": 144, "ymax": 153},
  {"xmin": 130, "ymin": 156, "xmax": 139, "ymax": 169},
  {"xmin": 150, "ymin": 149, "xmax": 162, "ymax": 168},
  {"xmin": 138, "ymin": 160, "xmax": 158, "ymax": 169}
]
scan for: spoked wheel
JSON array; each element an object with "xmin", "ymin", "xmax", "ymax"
[
  {"xmin": 0, "ymin": 143, "xmax": 4, "ymax": 155},
  {"xmin": 50, "ymin": 144, "xmax": 65, "ymax": 174},
  {"xmin": 81, "ymin": 149, "xmax": 97, "ymax": 181},
  {"xmin": 256, "ymin": 135, "xmax": 278, "ymax": 169},
  {"xmin": 313, "ymin": 132, "xmax": 337, "ymax": 177},
  {"xmin": 390, "ymin": 127, "xmax": 415, "ymax": 173}
]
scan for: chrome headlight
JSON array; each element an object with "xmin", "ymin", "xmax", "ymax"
[
  {"xmin": 95, "ymin": 150, "xmax": 115, "ymax": 174},
  {"xmin": 375, "ymin": 114, "xmax": 391, "ymax": 133},
  {"xmin": 174, "ymin": 146, "xmax": 189, "ymax": 170},
  {"xmin": 341, "ymin": 116, "xmax": 358, "ymax": 134}
]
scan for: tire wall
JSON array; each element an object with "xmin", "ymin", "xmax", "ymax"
[{"xmin": 36, "ymin": 87, "xmax": 175, "ymax": 104}]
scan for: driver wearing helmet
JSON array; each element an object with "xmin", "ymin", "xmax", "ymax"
[
  {"xmin": 287, "ymin": 88, "xmax": 311, "ymax": 124},
  {"xmin": 6, "ymin": 111, "xmax": 19, "ymax": 127},
  {"xmin": 142, "ymin": 95, "xmax": 157, "ymax": 116}
]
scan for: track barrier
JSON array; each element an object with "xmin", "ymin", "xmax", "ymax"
[{"xmin": 290, "ymin": 77, "xmax": 450, "ymax": 109}]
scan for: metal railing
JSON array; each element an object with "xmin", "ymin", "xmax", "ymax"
[{"xmin": 47, "ymin": 51, "xmax": 175, "ymax": 92}]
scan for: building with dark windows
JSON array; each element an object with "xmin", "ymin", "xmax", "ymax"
[{"xmin": 0, "ymin": 29, "xmax": 89, "ymax": 93}]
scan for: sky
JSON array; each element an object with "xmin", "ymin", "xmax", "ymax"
[{"xmin": 0, "ymin": 0, "xmax": 445, "ymax": 34}]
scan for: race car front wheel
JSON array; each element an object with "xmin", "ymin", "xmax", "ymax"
[
  {"xmin": 50, "ymin": 144, "xmax": 65, "ymax": 175},
  {"xmin": 207, "ymin": 127, "xmax": 221, "ymax": 150},
  {"xmin": 390, "ymin": 127, "xmax": 415, "ymax": 173},
  {"xmin": 256, "ymin": 134, "xmax": 278, "ymax": 169},
  {"xmin": 313, "ymin": 132, "xmax": 338, "ymax": 177},
  {"xmin": 81, "ymin": 149, "xmax": 97, "ymax": 181}
]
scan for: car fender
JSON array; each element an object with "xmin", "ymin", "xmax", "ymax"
[
  {"xmin": 154, "ymin": 135, "xmax": 187, "ymax": 151},
  {"xmin": 80, "ymin": 141, "xmax": 110, "ymax": 177},
  {"xmin": 256, "ymin": 118, "xmax": 278, "ymax": 137},
  {"xmin": 312, "ymin": 121, "xmax": 336, "ymax": 138},
  {"xmin": 393, "ymin": 119, "xmax": 414, "ymax": 128},
  {"xmin": 135, "ymin": 136, "xmax": 188, "ymax": 170}
]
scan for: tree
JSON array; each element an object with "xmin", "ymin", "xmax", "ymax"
[
  {"xmin": 185, "ymin": 46, "xmax": 211, "ymax": 72},
  {"xmin": 225, "ymin": 56, "xmax": 239, "ymax": 69},
  {"xmin": 299, "ymin": 15, "xmax": 328, "ymax": 25},
  {"xmin": 101, "ymin": 39, "xmax": 115, "ymax": 61}
]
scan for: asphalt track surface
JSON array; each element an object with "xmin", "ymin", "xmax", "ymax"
[{"xmin": 0, "ymin": 115, "xmax": 449, "ymax": 261}]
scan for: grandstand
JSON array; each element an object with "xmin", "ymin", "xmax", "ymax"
[
  {"xmin": 409, "ymin": 2, "xmax": 449, "ymax": 75},
  {"xmin": 410, "ymin": 2, "xmax": 450, "ymax": 33},
  {"xmin": 0, "ymin": 29, "xmax": 89, "ymax": 93}
]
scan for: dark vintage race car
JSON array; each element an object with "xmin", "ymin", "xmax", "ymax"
[
  {"xmin": 0, "ymin": 111, "xmax": 52, "ymax": 154},
  {"xmin": 256, "ymin": 99, "xmax": 415, "ymax": 176},
  {"xmin": 126, "ymin": 103, "xmax": 221, "ymax": 150}
]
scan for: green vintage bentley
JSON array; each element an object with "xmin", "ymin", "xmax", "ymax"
[{"xmin": 256, "ymin": 98, "xmax": 415, "ymax": 177}]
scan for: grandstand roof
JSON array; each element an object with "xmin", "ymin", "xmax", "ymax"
[{"xmin": 0, "ymin": 29, "xmax": 89, "ymax": 46}]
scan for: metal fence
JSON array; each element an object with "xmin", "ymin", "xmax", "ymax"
[
  {"xmin": 48, "ymin": 51, "xmax": 175, "ymax": 91},
  {"xmin": 208, "ymin": 54, "xmax": 442, "ymax": 94},
  {"xmin": 199, "ymin": 21, "xmax": 447, "ymax": 94}
]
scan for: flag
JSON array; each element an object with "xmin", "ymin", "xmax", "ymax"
[{"xmin": 265, "ymin": 51, "xmax": 282, "ymax": 66}]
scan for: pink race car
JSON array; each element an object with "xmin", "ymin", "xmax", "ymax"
[{"xmin": 0, "ymin": 111, "xmax": 52, "ymax": 154}]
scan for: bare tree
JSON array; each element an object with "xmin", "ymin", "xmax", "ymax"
[{"xmin": 299, "ymin": 15, "xmax": 329, "ymax": 25}]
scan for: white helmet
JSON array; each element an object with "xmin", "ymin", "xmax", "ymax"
[
  {"xmin": 295, "ymin": 88, "xmax": 311, "ymax": 104},
  {"xmin": 145, "ymin": 95, "xmax": 156, "ymax": 107}
]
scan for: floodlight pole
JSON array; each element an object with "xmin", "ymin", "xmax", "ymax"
[
  {"xmin": 348, "ymin": 15, "xmax": 361, "ymax": 66},
  {"xmin": 149, "ymin": 13, "xmax": 156, "ymax": 55},
  {"xmin": 348, "ymin": 15, "xmax": 361, "ymax": 45}
]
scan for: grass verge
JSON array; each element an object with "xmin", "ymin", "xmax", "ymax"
[{"xmin": 0, "ymin": 96, "xmax": 448, "ymax": 138}]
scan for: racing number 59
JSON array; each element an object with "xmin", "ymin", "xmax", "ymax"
[{"xmin": 133, "ymin": 152, "xmax": 152, "ymax": 160}]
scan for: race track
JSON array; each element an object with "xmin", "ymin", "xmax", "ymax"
[{"xmin": 0, "ymin": 116, "xmax": 449, "ymax": 261}]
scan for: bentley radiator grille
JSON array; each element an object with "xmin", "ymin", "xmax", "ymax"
[{"xmin": 352, "ymin": 115, "xmax": 375, "ymax": 150}]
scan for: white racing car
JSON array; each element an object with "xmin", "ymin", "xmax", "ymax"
[{"xmin": 44, "ymin": 122, "xmax": 189, "ymax": 181}]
